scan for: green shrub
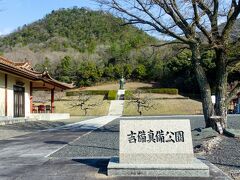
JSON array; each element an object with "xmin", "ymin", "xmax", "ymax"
[
  {"xmin": 66, "ymin": 91, "xmax": 78, "ymax": 96},
  {"xmin": 108, "ymin": 90, "xmax": 117, "ymax": 100},
  {"xmin": 148, "ymin": 88, "xmax": 178, "ymax": 95},
  {"xmin": 135, "ymin": 88, "xmax": 178, "ymax": 95},
  {"xmin": 86, "ymin": 90, "xmax": 109, "ymax": 95}
]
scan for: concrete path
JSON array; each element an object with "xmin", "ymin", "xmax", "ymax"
[
  {"xmin": 108, "ymin": 101, "xmax": 124, "ymax": 116},
  {"xmin": 0, "ymin": 93, "xmax": 125, "ymax": 179},
  {"xmin": 0, "ymin": 115, "xmax": 121, "ymax": 180},
  {"xmin": 0, "ymin": 130, "xmax": 86, "ymax": 179},
  {"xmin": 117, "ymin": 90, "xmax": 125, "ymax": 100},
  {"xmin": 107, "ymin": 89, "xmax": 125, "ymax": 116},
  {"xmin": 45, "ymin": 115, "xmax": 121, "ymax": 131}
]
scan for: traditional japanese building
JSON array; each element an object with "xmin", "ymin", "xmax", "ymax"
[
  {"xmin": 0, "ymin": 56, "xmax": 72, "ymax": 120},
  {"xmin": 227, "ymin": 82, "xmax": 240, "ymax": 114}
]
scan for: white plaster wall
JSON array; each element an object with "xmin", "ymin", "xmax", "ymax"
[
  {"xmin": 7, "ymin": 75, "xmax": 30, "ymax": 118},
  {"xmin": 24, "ymin": 81, "xmax": 30, "ymax": 117},
  {"xmin": 7, "ymin": 76, "xmax": 14, "ymax": 117},
  {"xmin": 0, "ymin": 73, "xmax": 5, "ymax": 116}
]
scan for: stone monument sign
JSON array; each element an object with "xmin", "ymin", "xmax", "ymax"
[{"xmin": 108, "ymin": 119, "xmax": 209, "ymax": 177}]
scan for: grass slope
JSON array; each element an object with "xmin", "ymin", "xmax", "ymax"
[{"xmin": 124, "ymin": 99, "xmax": 202, "ymax": 116}]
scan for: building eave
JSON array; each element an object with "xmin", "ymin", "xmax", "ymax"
[{"xmin": 0, "ymin": 56, "xmax": 73, "ymax": 90}]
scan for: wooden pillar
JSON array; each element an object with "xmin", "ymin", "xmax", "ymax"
[
  {"xmin": 30, "ymin": 82, "xmax": 33, "ymax": 113},
  {"xmin": 238, "ymin": 94, "xmax": 240, "ymax": 114},
  {"xmin": 5, "ymin": 74, "xmax": 7, "ymax": 116},
  {"xmin": 51, "ymin": 88, "xmax": 55, "ymax": 113}
]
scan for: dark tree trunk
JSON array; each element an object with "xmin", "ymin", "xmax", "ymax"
[
  {"xmin": 214, "ymin": 48, "xmax": 228, "ymax": 131},
  {"xmin": 191, "ymin": 44, "xmax": 214, "ymax": 128}
]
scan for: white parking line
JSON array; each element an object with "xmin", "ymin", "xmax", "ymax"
[{"xmin": 44, "ymin": 116, "xmax": 120, "ymax": 158}]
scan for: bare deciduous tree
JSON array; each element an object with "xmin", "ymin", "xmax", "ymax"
[
  {"xmin": 70, "ymin": 93, "xmax": 102, "ymax": 115},
  {"xmin": 95, "ymin": 0, "xmax": 240, "ymax": 133},
  {"xmin": 126, "ymin": 90, "xmax": 156, "ymax": 115}
]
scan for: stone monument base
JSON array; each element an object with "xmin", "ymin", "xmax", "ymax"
[{"xmin": 108, "ymin": 157, "xmax": 209, "ymax": 177}]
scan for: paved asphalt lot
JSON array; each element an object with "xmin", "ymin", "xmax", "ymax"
[{"xmin": 0, "ymin": 115, "xmax": 239, "ymax": 179}]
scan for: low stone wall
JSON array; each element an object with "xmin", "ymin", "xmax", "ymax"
[{"xmin": 0, "ymin": 117, "xmax": 36, "ymax": 125}]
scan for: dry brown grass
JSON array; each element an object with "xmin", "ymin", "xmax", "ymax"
[
  {"xmin": 124, "ymin": 99, "xmax": 202, "ymax": 115},
  {"xmin": 54, "ymin": 95, "xmax": 110, "ymax": 116},
  {"xmin": 35, "ymin": 95, "xmax": 111, "ymax": 116}
]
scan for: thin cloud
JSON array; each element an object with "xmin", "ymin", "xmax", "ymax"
[{"xmin": 0, "ymin": 28, "xmax": 13, "ymax": 36}]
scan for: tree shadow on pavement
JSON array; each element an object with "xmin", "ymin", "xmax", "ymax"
[
  {"xmin": 72, "ymin": 158, "xmax": 109, "ymax": 175},
  {"xmin": 212, "ymin": 162, "xmax": 240, "ymax": 169},
  {"xmin": 44, "ymin": 140, "xmax": 68, "ymax": 144},
  {"xmin": 68, "ymin": 143, "xmax": 118, "ymax": 151}
]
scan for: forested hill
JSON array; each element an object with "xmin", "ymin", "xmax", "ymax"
[
  {"xmin": 0, "ymin": 8, "xmax": 169, "ymax": 87},
  {"xmin": 0, "ymin": 8, "xmax": 155, "ymax": 53},
  {"xmin": 1, "ymin": 7, "xmax": 238, "ymax": 93}
]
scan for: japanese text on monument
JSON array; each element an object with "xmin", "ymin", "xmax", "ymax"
[{"xmin": 127, "ymin": 130, "xmax": 184, "ymax": 143}]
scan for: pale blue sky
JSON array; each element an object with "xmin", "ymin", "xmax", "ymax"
[{"xmin": 0, "ymin": 0, "xmax": 99, "ymax": 35}]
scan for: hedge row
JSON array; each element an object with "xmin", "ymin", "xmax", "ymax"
[
  {"xmin": 108, "ymin": 90, "xmax": 117, "ymax": 100},
  {"xmin": 66, "ymin": 90, "xmax": 118, "ymax": 100},
  {"xmin": 66, "ymin": 88, "xmax": 178, "ymax": 100},
  {"xmin": 66, "ymin": 90, "xmax": 109, "ymax": 96},
  {"xmin": 136, "ymin": 88, "xmax": 178, "ymax": 95},
  {"xmin": 146, "ymin": 88, "xmax": 178, "ymax": 95}
]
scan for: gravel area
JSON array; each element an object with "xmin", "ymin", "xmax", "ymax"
[
  {"xmin": 204, "ymin": 136, "xmax": 240, "ymax": 180},
  {"xmin": 51, "ymin": 118, "xmax": 119, "ymax": 157},
  {"xmin": 50, "ymin": 116, "xmax": 218, "ymax": 158},
  {"xmin": 210, "ymin": 115, "xmax": 240, "ymax": 179}
]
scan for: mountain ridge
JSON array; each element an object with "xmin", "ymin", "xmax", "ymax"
[{"xmin": 0, "ymin": 7, "xmax": 156, "ymax": 63}]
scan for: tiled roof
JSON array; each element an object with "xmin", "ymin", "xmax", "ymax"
[
  {"xmin": 0, "ymin": 56, "xmax": 41, "ymax": 75},
  {"xmin": 0, "ymin": 56, "xmax": 73, "ymax": 89}
]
